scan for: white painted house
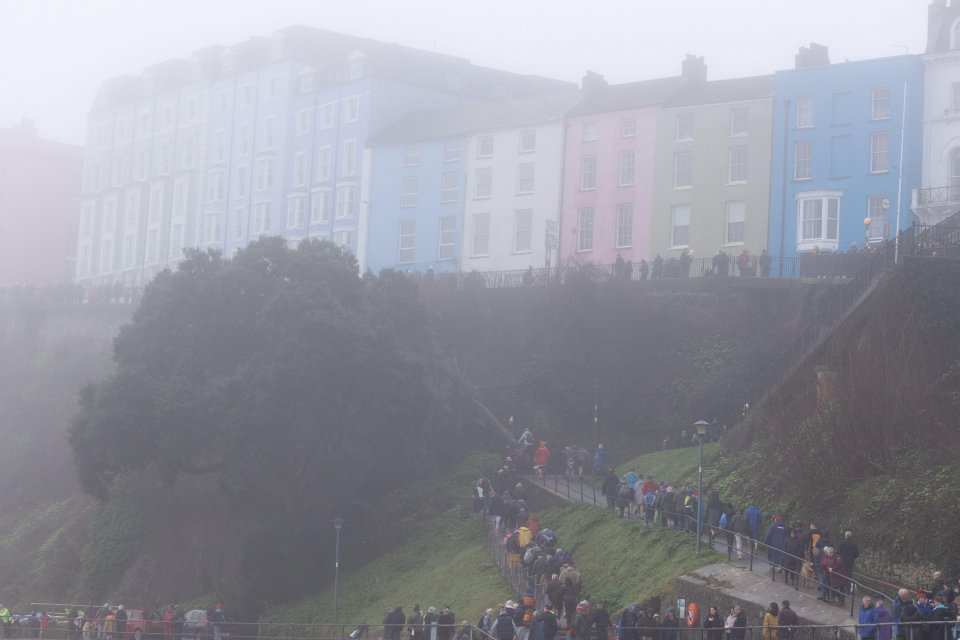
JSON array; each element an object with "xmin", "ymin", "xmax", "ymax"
[
  {"xmin": 461, "ymin": 93, "xmax": 579, "ymax": 272},
  {"xmin": 915, "ymin": 0, "xmax": 960, "ymax": 224}
]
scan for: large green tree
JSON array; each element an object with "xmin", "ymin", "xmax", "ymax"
[{"xmin": 70, "ymin": 238, "xmax": 457, "ymax": 604}]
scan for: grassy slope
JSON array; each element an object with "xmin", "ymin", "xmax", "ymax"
[
  {"xmin": 268, "ymin": 511, "xmax": 508, "ymax": 625},
  {"xmin": 269, "ymin": 446, "xmax": 723, "ymax": 625},
  {"xmin": 615, "ymin": 443, "xmax": 721, "ymax": 487},
  {"xmin": 537, "ymin": 503, "xmax": 720, "ymax": 613}
]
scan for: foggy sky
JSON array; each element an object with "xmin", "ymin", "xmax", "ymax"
[{"xmin": 3, "ymin": 0, "xmax": 928, "ymax": 146}]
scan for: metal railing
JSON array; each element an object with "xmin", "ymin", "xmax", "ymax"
[
  {"xmin": 529, "ymin": 467, "xmax": 904, "ymax": 618},
  {"xmin": 484, "ymin": 520, "xmax": 546, "ymax": 611}
]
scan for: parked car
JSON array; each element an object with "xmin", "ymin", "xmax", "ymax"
[
  {"xmin": 126, "ymin": 610, "xmax": 165, "ymax": 640},
  {"xmin": 180, "ymin": 610, "xmax": 230, "ymax": 640}
]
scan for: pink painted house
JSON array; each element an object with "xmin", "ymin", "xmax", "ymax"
[{"xmin": 560, "ymin": 59, "xmax": 705, "ymax": 268}]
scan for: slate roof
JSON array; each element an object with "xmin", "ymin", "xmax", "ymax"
[
  {"xmin": 369, "ymin": 91, "xmax": 582, "ymax": 146},
  {"xmin": 662, "ymin": 75, "xmax": 776, "ymax": 108},
  {"xmin": 566, "ymin": 76, "xmax": 684, "ymax": 117}
]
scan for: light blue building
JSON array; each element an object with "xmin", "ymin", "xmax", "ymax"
[
  {"xmin": 365, "ymin": 106, "xmax": 485, "ymax": 274},
  {"xmin": 768, "ymin": 46, "xmax": 924, "ymax": 270}
]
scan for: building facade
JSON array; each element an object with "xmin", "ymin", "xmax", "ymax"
[
  {"xmin": 76, "ymin": 27, "xmax": 572, "ymax": 287},
  {"xmin": 649, "ymin": 75, "xmax": 775, "ymax": 269},
  {"xmin": 0, "ymin": 120, "xmax": 83, "ymax": 286},
  {"xmin": 914, "ymin": 0, "xmax": 960, "ymax": 224},
  {"xmin": 560, "ymin": 72, "xmax": 683, "ymax": 268},
  {"xmin": 767, "ymin": 47, "xmax": 924, "ymax": 267}
]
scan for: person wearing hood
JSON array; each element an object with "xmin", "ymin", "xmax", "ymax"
[
  {"xmin": 874, "ymin": 599, "xmax": 893, "ymax": 640},
  {"xmin": 777, "ymin": 601, "xmax": 798, "ymax": 640},
  {"xmin": 619, "ymin": 605, "xmax": 639, "ymax": 640},
  {"xmin": 573, "ymin": 602, "xmax": 591, "ymax": 640},
  {"xmin": 660, "ymin": 608, "xmax": 680, "ymax": 640},
  {"xmin": 764, "ymin": 516, "xmax": 788, "ymax": 574},
  {"xmin": 541, "ymin": 606, "xmax": 559, "ymax": 640},
  {"xmin": 783, "ymin": 529, "xmax": 805, "ymax": 586}
]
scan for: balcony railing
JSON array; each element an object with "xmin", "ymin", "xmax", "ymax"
[{"xmin": 913, "ymin": 185, "xmax": 960, "ymax": 207}]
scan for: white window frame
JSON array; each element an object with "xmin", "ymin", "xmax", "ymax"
[
  {"xmin": 294, "ymin": 152, "xmax": 307, "ymax": 188},
  {"xmin": 441, "ymin": 172, "xmax": 459, "ymax": 203},
  {"xmin": 263, "ymin": 117, "xmax": 275, "ymax": 149},
  {"xmin": 621, "ymin": 118, "xmax": 636, "ymax": 138},
  {"xmin": 401, "ymin": 176, "xmax": 419, "ymax": 208},
  {"xmin": 296, "ymin": 110, "xmax": 311, "ymax": 136},
  {"xmin": 254, "ymin": 202, "xmax": 271, "ymax": 235},
  {"xmin": 240, "ymin": 124, "xmax": 250, "ymax": 156},
  {"xmin": 311, "ymin": 189, "xmax": 331, "ymax": 224},
  {"xmin": 797, "ymin": 97, "xmax": 815, "ymax": 128},
  {"xmin": 796, "ymin": 190, "xmax": 842, "ymax": 253},
  {"xmin": 317, "ymin": 146, "xmax": 332, "ymax": 181},
  {"xmin": 256, "ymin": 160, "xmax": 274, "ymax": 191},
  {"xmin": 237, "ymin": 165, "xmax": 249, "ymax": 197},
  {"xmin": 234, "ymin": 207, "xmax": 246, "ymax": 240},
  {"xmin": 871, "ymin": 87, "xmax": 891, "ymax": 121},
  {"xmin": 333, "ymin": 229, "xmax": 353, "ymax": 249},
  {"xmin": 519, "ymin": 129, "xmax": 536, "ymax": 153},
  {"xmin": 730, "ymin": 108, "xmax": 749, "ymax": 136},
  {"xmin": 477, "ymin": 135, "xmax": 494, "ymax": 158},
  {"xmin": 342, "ymin": 139, "xmax": 357, "ymax": 176},
  {"xmin": 513, "ymin": 209, "xmax": 532, "ymax": 253},
  {"xmin": 475, "ymin": 167, "xmax": 493, "ymax": 199},
  {"xmin": 582, "ymin": 122, "xmax": 598, "ymax": 142},
  {"xmin": 867, "ymin": 195, "xmax": 887, "ymax": 242},
  {"xmin": 516, "ymin": 162, "xmax": 535, "ymax": 195},
  {"xmin": 336, "ymin": 185, "xmax": 355, "ymax": 219},
  {"xmin": 870, "ymin": 131, "xmax": 889, "ymax": 173},
  {"xmin": 403, "ymin": 145, "xmax": 421, "ymax": 167},
  {"xmin": 319, "ymin": 103, "xmax": 335, "ymax": 129},
  {"xmin": 728, "ymin": 147, "xmax": 748, "ymax": 184},
  {"xmin": 794, "ymin": 140, "xmax": 812, "ymax": 180},
  {"xmin": 438, "ymin": 215, "xmax": 456, "ymax": 260},
  {"xmin": 287, "ymin": 195, "xmax": 307, "ymax": 228},
  {"xmin": 398, "ymin": 220, "xmax": 416, "ymax": 264},
  {"xmin": 443, "ymin": 140, "xmax": 461, "ymax": 163},
  {"xmin": 169, "ymin": 223, "xmax": 184, "ymax": 258},
  {"xmin": 725, "ymin": 200, "xmax": 746, "ymax": 245},
  {"xmin": 616, "ymin": 203, "xmax": 633, "ymax": 249},
  {"xmin": 670, "ymin": 204, "xmax": 690, "ymax": 248},
  {"xmin": 580, "ymin": 155, "xmax": 597, "ymax": 190},
  {"xmin": 619, "ymin": 150, "xmax": 635, "ymax": 186},
  {"xmin": 577, "ymin": 208, "xmax": 594, "ymax": 252},
  {"xmin": 345, "ymin": 96, "xmax": 360, "ymax": 123}
]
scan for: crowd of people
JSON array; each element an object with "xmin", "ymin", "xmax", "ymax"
[{"xmin": 464, "ymin": 425, "xmax": 960, "ymax": 640}]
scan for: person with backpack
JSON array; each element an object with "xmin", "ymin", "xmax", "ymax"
[
  {"xmin": 541, "ymin": 606, "xmax": 559, "ymax": 640},
  {"xmin": 729, "ymin": 508, "xmax": 747, "ymax": 560},
  {"xmin": 602, "ymin": 469, "xmax": 619, "ymax": 509},
  {"xmin": 408, "ymin": 606, "xmax": 424, "ymax": 640},
  {"xmin": 530, "ymin": 612, "xmax": 545, "ymax": 640},
  {"xmin": 490, "ymin": 607, "xmax": 518, "ymax": 640},
  {"xmin": 617, "ymin": 482, "xmax": 633, "ymax": 518},
  {"xmin": 515, "ymin": 594, "xmax": 536, "ymax": 640},
  {"xmin": 573, "ymin": 602, "xmax": 592, "ymax": 640},
  {"xmin": 619, "ymin": 605, "xmax": 639, "ymax": 640},
  {"xmin": 562, "ymin": 579, "xmax": 579, "ymax": 629}
]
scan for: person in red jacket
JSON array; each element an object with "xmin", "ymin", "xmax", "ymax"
[{"xmin": 534, "ymin": 442, "xmax": 550, "ymax": 479}]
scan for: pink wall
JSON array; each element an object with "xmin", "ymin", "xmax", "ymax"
[{"xmin": 560, "ymin": 107, "xmax": 658, "ymax": 266}]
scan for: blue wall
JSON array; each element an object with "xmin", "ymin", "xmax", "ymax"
[
  {"xmin": 366, "ymin": 137, "xmax": 467, "ymax": 274},
  {"xmin": 768, "ymin": 56, "xmax": 924, "ymax": 266}
]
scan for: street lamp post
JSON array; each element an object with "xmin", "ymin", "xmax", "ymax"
[
  {"xmin": 593, "ymin": 379, "xmax": 599, "ymax": 450},
  {"xmin": 693, "ymin": 421, "xmax": 710, "ymax": 555},
  {"xmin": 333, "ymin": 517, "xmax": 344, "ymax": 624}
]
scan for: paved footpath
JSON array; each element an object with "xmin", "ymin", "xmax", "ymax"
[{"xmin": 535, "ymin": 474, "xmax": 858, "ymax": 627}]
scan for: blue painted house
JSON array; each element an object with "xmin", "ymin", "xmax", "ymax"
[
  {"xmin": 768, "ymin": 46, "xmax": 924, "ymax": 270},
  {"xmin": 365, "ymin": 105, "xmax": 479, "ymax": 274}
]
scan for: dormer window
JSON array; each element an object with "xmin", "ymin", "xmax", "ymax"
[{"xmin": 300, "ymin": 70, "xmax": 314, "ymax": 94}]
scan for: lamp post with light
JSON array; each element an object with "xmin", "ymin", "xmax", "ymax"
[
  {"xmin": 693, "ymin": 421, "xmax": 710, "ymax": 555},
  {"xmin": 333, "ymin": 517, "xmax": 344, "ymax": 624}
]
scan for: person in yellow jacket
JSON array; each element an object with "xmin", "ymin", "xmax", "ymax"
[{"xmin": 0, "ymin": 604, "xmax": 10, "ymax": 639}]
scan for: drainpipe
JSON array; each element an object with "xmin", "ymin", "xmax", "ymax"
[
  {"xmin": 779, "ymin": 99, "xmax": 790, "ymax": 277},
  {"xmin": 894, "ymin": 80, "xmax": 908, "ymax": 264}
]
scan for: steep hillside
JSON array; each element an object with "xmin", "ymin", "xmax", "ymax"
[{"xmin": 706, "ymin": 259, "xmax": 960, "ymax": 582}]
